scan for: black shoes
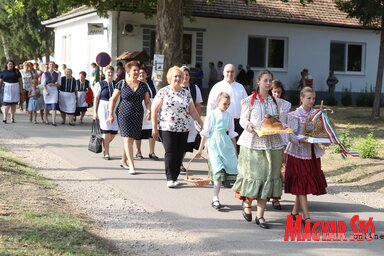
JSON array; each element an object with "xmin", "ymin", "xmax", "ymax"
[
  {"xmin": 290, "ymin": 212, "xmax": 299, "ymax": 221},
  {"xmin": 242, "ymin": 201, "xmax": 252, "ymax": 222},
  {"xmin": 255, "ymin": 217, "xmax": 269, "ymax": 229},
  {"xmin": 149, "ymin": 153, "xmax": 159, "ymax": 160},
  {"xmin": 272, "ymin": 200, "xmax": 282, "ymax": 210}
]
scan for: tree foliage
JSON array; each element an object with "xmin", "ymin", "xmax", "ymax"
[
  {"xmin": 0, "ymin": 0, "xmax": 73, "ymax": 65},
  {"xmin": 335, "ymin": 0, "xmax": 384, "ymax": 119}
]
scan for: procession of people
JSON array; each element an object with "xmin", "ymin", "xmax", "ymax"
[{"xmin": 1, "ymin": 59, "xmax": 330, "ymax": 229}]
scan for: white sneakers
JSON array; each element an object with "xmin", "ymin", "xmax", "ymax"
[{"xmin": 167, "ymin": 180, "xmax": 180, "ymax": 188}]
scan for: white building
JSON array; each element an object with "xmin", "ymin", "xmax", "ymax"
[{"xmin": 42, "ymin": 0, "xmax": 382, "ymax": 102}]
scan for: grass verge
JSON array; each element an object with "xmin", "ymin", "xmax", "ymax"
[
  {"xmin": 320, "ymin": 107, "xmax": 384, "ymax": 193},
  {"xmin": 0, "ymin": 148, "xmax": 114, "ymax": 255}
]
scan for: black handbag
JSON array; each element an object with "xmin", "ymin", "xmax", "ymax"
[{"xmin": 88, "ymin": 120, "xmax": 103, "ymax": 153}]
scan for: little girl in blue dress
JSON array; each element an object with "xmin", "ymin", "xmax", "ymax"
[{"xmin": 195, "ymin": 92, "xmax": 238, "ymax": 210}]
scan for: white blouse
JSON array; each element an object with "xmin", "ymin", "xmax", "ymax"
[
  {"xmin": 237, "ymin": 94, "xmax": 284, "ymax": 150},
  {"xmin": 285, "ymin": 106, "xmax": 325, "ymax": 159}
]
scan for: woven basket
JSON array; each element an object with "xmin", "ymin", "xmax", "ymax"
[{"xmin": 185, "ymin": 155, "xmax": 211, "ymax": 187}]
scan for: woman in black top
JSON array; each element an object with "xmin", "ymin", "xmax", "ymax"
[{"xmin": 0, "ymin": 60, "xmax": 22, "ymax": 123}]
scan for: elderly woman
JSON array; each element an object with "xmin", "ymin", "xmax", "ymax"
[
  {"xmin": 179, "ymin": 65, "xmax": 203, "ymax": 172},
  {"xmin": 109, "ymin": 61, "xmax": 151, "ymax": 174},
  {"xmin": 151, "ymin": 66, "xmax": 204, "ymax": 188},
  {"xmin": 42, "ymin": 61, "xmax": 61, "ymax": 126},
  {"xmin": 59, "ymin": 68, "xmax": 77, "ymax": 125},
  {"xmin": 0, "ymin": 60, "xmax": 23, "ymax": 123},
  {"xmin": 93, "ymin": 65, "xmax": 118, "ymax": 160},
  {"xmin": 20, "ymin": 61, "xmax": 34, "ymax": 111},
  {"xmin": 75, "ymin": 71, "xmax": 90, "ymax": 124}
]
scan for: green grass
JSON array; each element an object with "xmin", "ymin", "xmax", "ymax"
[
  {"xmin": 0, "ymin": 148, "xmax": 113, "ymax": 255},
  {"xmin": 321, "ymin": 107, "xmax": 384, "ymax": 192}
]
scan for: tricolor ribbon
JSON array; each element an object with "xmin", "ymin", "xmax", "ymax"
[{"xmin": 310, "ymin": 109, "xmax": 359, "ymax": 158}]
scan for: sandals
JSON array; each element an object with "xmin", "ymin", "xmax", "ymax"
[
  {"xmin": 211, "ymin": 200, "xmax": 222, "ymax": 210},
  {"xmin": 272, "ymin": 200, "xmax": 282, "ymax": 210},
  {"xmin": 242, "ymin": 200, "xmax": 252, "ymax": 222},
  {"xmin": 302, "ymin": 217, "xmax": 312, "ymax": 226},
  {"xmin": 135, "ymin": 152, "xmax": 144, "ymax": 159},
  {"xmin": 149, "ymin": 153, "xmax": 159, "ymax": 160},
  {"xmin": 290, "ymin": 212, "xmax": 299, "ymax": 221},
  {"xmin": 255, "ymin": 217, "xmax": 269, "ymax": 229}
]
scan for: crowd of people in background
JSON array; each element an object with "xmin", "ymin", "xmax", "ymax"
[{"xmin": 0, "ymin": 58, "xmax": 331, "ymax": 229}]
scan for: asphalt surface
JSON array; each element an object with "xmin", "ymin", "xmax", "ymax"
[{"xmin": 2, "ymin": 111, "xmax": 383, "ymax": 255}]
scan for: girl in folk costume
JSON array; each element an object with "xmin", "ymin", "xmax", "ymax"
[
  {"xmin": 75, "ymin": 71, "xmax": 90, "ymax": 124},
  {"xmin": 195, "ymin": 92, "xmax": 238, "ymax": 210},
  {"xmin": 232, "ymin": 70, "xmax": 284, "ymax": 229},
  {"xmin": 59, "ymin": 68, "xmax": 77, "ymax": 125},
  {"xmin": 284, "ymin": 87, "xmax": 327, "ymax": 225},
  {"xmin": 93, "ymin": 65, "xmax": 118, "ymax": 160},
  {"xmin": 27, "ymin": 79, "xmax": 40, "ymax": 124},
  {"xmin": 269, "ymin": 80, "xmax": 292, "ymax": 210}
]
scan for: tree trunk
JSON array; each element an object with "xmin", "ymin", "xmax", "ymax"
[
  {"xmin": 372, "ymin": 17, "xmax": 384, "ymax": 119},
  {"xmin": 155, "ymin": 0, "xmax": 183, "ymax": 87},
  {"xmin": 1, "ymin": 34, "xmax": 11, "ymax": 60}
]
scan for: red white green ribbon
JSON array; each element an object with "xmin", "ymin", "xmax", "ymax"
[{"xmin": 311, "ymin": 109, "xmax": 359, "ymax": 158}]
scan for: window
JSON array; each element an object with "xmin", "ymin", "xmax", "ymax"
[
  {"xmin": 146, "ymin": 31, "xmax": 193, "ymax": 64},
  {"xmin": 61, "ymin": 35, "xmax": 71, "ymax": 63},
  {"xmin": 182, "ymin": 34, "xmax": 192, "ymax": 65},
  {"xmin": 330, "ymin": 42, "xmax": 364, "ymax": 72},
  {"xmin": 248, "ymin": 37, "xmax": 286, "ymax": 69}
]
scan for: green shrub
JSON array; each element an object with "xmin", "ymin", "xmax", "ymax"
[
  {"xmin": 358, "ymin": 133, "xmax": 379, "ymax": 159},
  {"xmin": 333, "ymin": 127, "xmax": 352, "ymax": 154},
  {"xmin": 326, "ymin": 95, "xmax": 338, "ymax": 106},
  {"xmin": 341, "ymin": 88, "xmax": 352, "ymax": 106},
  {"xmin": 356, "ymin": 89, "xmax": 368, "ymax": 107},
  {"xmin": 288, "ymin": 91, "xmax": 300, "ymax": 106},
  {"xmin": 367, "ymin": 86, "xmax": 374, "ymax": 107}
]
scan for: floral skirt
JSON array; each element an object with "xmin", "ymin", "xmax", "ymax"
[{"xmin": 232, "ymin": 147, "xmax": 283, "ymax": 200}]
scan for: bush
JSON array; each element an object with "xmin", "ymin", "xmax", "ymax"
[
  {"xmin": 326, "ymin": 95, "xmax": 338, "ymax": 106},
  {"xmin": 358, "ymin": 133, "xmax": 379, "ymax": 159},
  {"xmin": 288, "ymin": 91, "xmax": 300, "ymax": 106},
  {"xmin": 367, "ymin": 86, "xmax": 374, "ymax": 107},
  {"xmin": 341, "ymin": 88, "xmax": 352, "ymax": 106},
  {"xmin": 333, "ymin": 127, "xmax": 352, "ymax": 154},
  {"xmin": 356, "ymin": 88, "xmax": 368, "ymax": 107}
]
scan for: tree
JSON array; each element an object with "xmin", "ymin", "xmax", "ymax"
[
  {"xmin": 335, "ymin": 0, "xmax": 384, "ymax": 119},
  {"xmin": 0, "ymin": 0, "xmax": 71, "ymax": 63}
]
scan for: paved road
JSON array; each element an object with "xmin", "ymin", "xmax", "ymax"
[{"xmin": 2, "ymin": 111, "xmax": 383, "ymax": 255}]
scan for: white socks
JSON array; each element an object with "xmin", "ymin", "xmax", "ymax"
[{"xmin": 212, "ymin": 181, "xmax": 221, "ymax": 202}]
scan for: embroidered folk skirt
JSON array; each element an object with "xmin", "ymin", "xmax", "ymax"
[{"xmin": 233, "ymin": 147, "xmax": 283, "ymax": 200}]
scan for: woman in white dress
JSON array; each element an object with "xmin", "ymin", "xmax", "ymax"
[{"xmin": 93, "ymin": 65, "xmax": 118, "ymax": 160}]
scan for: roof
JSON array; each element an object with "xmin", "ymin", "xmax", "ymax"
[
  {"xmin": 191, "ymin": 0, "xmax": 361, "ymax": 28},
  {"xmin": 116, "ymin": 51, "xmax": 151, "ymax": 62},
  {"xmin": 43, "ymin": 0, "xmax": 362, "ymax": 29},
  {"xmin": 42, "ymin": 6, "xmax": 97, "ymax": 26}
]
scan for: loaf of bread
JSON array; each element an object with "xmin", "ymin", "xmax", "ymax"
[{"xmin": 260, "ymin": 115, "xmax": 283, "ymax": 131}]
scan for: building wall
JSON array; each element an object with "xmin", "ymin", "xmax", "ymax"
[
  {"xmin": 50, "ymin": 11, "xmax": 381, "ymax": 101},
  {"xmin": 52, "ymin": 13, "xmax": 110, "ymax": 78}
]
